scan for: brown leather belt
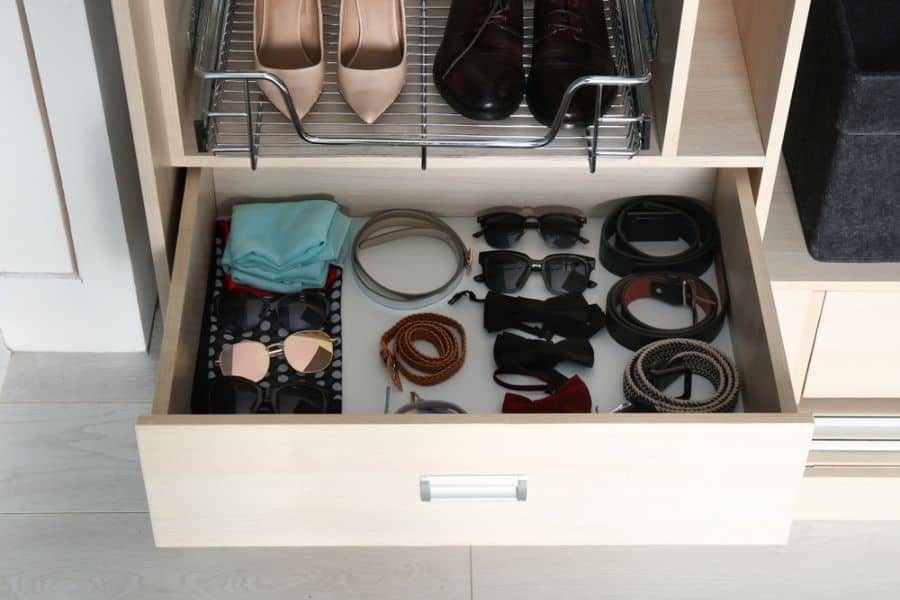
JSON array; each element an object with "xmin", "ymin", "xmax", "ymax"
[
  {"xmin": 606, "ymin": 268, "xmax": 726, "ymax": 351},
  {"xmin": 380, "ymin": 313, "xmax": 466, "ymax": 390}
]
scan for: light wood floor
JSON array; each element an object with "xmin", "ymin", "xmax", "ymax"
[{"xmin": 3, "ymin": 320, "xmax": 900, "ymax": 598}]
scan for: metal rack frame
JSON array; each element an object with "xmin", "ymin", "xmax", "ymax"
[{"xmin": 193, "ymin": 0, "xmax": 653, "ymax": 170}]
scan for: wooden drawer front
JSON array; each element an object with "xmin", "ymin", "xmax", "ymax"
[
  {"xmin": 803, "ymin": 294, "xmax": 900, "ymax": 469},
  {"xmin": 805, "ymin": 293, "xmax": 900, "ymax": 401},
  {"xmin": 138, "ymin": 416, "xmax": 809, "ymax": 546},
  {"xmin": 138, "ymin": 167, "xmax": 812, "ymax": 547},
  {"xmin": 797, "ymin": 468, "xmax": 900, "ymax": 520}
]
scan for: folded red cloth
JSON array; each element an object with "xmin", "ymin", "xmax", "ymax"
[
  {"xmin": 217, "ymin": 218, "xmax": 338, "ymax": 296},
  {"xmin": 502, "ymin": 374, "xmax": 592, "ymax": 413}
]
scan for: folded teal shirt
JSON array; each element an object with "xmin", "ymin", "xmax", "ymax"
[{"xmin": 222, "ymin": 200, "xmax": 352, "ymax": 293}]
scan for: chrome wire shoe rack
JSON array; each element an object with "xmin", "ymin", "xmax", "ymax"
[{"xmin": 193, "ymin": 0, "xmax": 653, "ymax": 171}]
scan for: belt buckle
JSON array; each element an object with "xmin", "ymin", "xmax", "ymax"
[
  {"xmin": 382, "ymin": 352, "xmax": 403, "ymax": 390},
  {"xmin": 621, "ymin": 207, "xmax": 684, "ymax": 242},
  {"xmin": 652, "ymin": 274, "xmax": 691, "ymax": 306},
  {"xmin": 648, "ymin": 358, "xmax": 693, "ymax": 400},
  {"xmin": 651, "ymin": 275, "xmax": 704, "ymax": 326}
]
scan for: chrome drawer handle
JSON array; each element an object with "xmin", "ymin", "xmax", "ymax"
[{"xmin": 420, "ymin": 475, "xmax": 528, "ymax": 502}]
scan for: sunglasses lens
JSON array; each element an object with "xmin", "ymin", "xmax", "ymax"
[
  {"xmin": 217, "ymin": 341, "xmax": 271, "ymax": 382},
  {"xmin": 539, "ymin": 214, "xmax": 583, "ymax": 249},
  {"xmin": 543, "ymin": 256, "xmax": 591, "ymax": 294},
  {"xmin": 209, "ymin": 377, "xmax": 259, "ymax": 414},
  {"xmin": 278, "ymin": 292, "xmax": 329, "ymax": 331},
  {"xmin": 482, "ymin": 253, "xmax": 530, "ymax": 293},
  {"xmin": 277, "ymin": 384, "xmax": 329, "ymax": 414},
  {"xmin": 283, "ymin": 331, "xmax": 334, "ymax": 373},
  {"xmin": 481, "ymin": 214, "xmax": 525, "ymax": 248},
  {"xmin": 217, "ymin": 292, "xmax": 266, "ymax": 332}
]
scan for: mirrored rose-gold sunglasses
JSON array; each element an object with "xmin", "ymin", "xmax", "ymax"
[{"xmin": 215, "ymin": 330, "xmax": 336, "ymax": 383}]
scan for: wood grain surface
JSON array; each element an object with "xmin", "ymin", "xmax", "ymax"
[
  {"xmin": 471, "ymin": 521, "xmax": 900, "ymax": 600},
  {"xmin": 678, "ymin": 0, "xmax": 763, "ymax": 158},
  {"xmin": 0, "ymin": 514, "xmax": 470, "ymax": 600},
  {"xmin": 0, "ymin": 402, "xmax": 148, "ymax": 513}
]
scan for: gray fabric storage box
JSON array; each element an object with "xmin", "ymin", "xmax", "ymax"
[{"xmin": 784, "ymin": 0, "xmax": 900, "ymax": 262}]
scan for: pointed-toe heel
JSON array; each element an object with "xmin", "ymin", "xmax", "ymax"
[
  {"xmin": 254, "ymin": 0, "xmax": 325, "ymax": 120},
  {"xmin": 338, "ymin": 0, "xmax": 408, "ymax": 124}
]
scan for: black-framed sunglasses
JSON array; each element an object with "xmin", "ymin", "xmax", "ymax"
[
  {"xmin": 207, "ymin": 376, "xmax": 339, "ymax": 414},
  {"xmin": 475, "ymin": 251, "xmax": 597, "ymax": 295},
  {"xmin": 474, "ymin": 208, "xmax": 588, "ymax": 249},
  {"xmin": 214, "ymin": 290, "xmax": 329, "ymax": 333}
]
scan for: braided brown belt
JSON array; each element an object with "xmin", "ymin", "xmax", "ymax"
[{"xmin": 380, "ymin": 313, "xmax": 467, "ymax": 390}]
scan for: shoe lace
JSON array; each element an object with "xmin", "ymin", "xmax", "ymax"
[
  {"xmin": 548, "ymin": 0, "xmax": 584, "ymax": 36},
  {"xmin": 536, "ymin": 0, "xmax": 606, "ymax": 48},
  {"xmin": 442, "ymin": 0, "xmax": 519, "ymax": 79},
  {"xmin": 481, "ymin": 0, "xmax": 516, "ymax": 33}
]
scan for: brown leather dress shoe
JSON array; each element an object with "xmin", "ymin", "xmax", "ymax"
[
  {"xmin": 526, "ymin": 0, "xmax": 617, "ymax": 128},
  {"xmin": 433, "ymin": 0, "xmax": 525, "ymax": 121}
]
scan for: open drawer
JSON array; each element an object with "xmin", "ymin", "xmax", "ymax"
[{"xmin": 138, "ymin": 166, "xmax": 812, "ymax": 547}]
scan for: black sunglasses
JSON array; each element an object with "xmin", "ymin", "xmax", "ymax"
[
  {"xmin": 207, "ymin": 376, "xmax": 339, "ymax": 414},
  {"xmin": 475, "ymin": 251, "xmax": 597, "ymax": 295},
  {"xmin": 474, "ymin": 210, "xmax": 588, "ymax": 249},
  {"xmin": 214, "ymin": 290, "xmax": 329, "ymax": 333}
]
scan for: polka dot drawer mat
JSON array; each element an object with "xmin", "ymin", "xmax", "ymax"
[{"xmin": 190, "ymin": 221, "xmax": 344, "ymax": 414}]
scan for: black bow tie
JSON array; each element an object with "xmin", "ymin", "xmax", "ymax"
[
  {"xmin": 451, "ymin": 291, "xmax": 605, "ymax": 339},
  {"xmin": 493, "ymin": 332, "xmax": 594, "ymax": 371}
]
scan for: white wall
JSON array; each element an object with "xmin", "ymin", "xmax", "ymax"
[
  {"xmin": 0, "ymin": 0, "xmax": 155, "ymax": 352},
  {"xmin": 0, "ymin": 1, "xmax": 73, "ymax": 275}
]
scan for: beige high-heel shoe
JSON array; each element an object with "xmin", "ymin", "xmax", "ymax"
[
  {"xmin": 338, "ymin": 0, "xmax": 408, "ymax": 124},
  {"xmin": 253, "ymin": 0, "xmax": 324, "ymax": 120}
]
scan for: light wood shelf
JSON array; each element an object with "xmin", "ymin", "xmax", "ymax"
[
  {"xmin": 765, "ymin": 161, "xmax": 900, "ymax": 291},
  {"xmin": 174, "ymin": 150, "xmax": 766, "ymax": 170},
  {"xmin": 677, "ymin": 0, "xmax": 764, "ymax": 159}
]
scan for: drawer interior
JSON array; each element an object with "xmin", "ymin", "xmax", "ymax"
[
  {"xmin": 154, "ymin": 165, "xmax": 796, "ymax": 418},
  {"xmin": 140, "ymin": 165, "xmax": 813, "ymax": 547}
]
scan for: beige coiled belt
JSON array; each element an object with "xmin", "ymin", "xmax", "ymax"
[
  {"xmin": 623, "ymin": 338, "xmax": 740, "ymax": 413},
  {"xmin": 352, "ymin": 209, "xmax": 471, "ymax": 309}
]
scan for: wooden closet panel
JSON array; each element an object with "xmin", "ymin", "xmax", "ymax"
[
  {"xmin": 805, "ymin": 293, "xmax": 900, "ymax": 400},
  {"xmin": 212, "ymin": 166, "xmax": 718, "ymax": 215},
  {"xmin": 112, "ymin": 0, "xmax": 187, "ymax": 315},
  {"xmin": 731, "ymin": 0, "xmax": 811, "ymax": 229},
  {"xmin": 651, "ymin": 0, "xmax": 698, "ymax": 154},
  {"xmin": 677, "ymin": 0, "xmax": 763, "ymax": 158}
]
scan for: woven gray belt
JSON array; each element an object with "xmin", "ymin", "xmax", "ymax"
[
  {"xmin": 352, "ymin": 209, "xmax": 471, "ymax": 309},
  {"xmin": 623, "ymin": 338, "xmax": 740, "ymax": 413}
]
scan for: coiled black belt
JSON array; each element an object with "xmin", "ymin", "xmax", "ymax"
[
  {"xmin": 605, "ymin": 270, "xmax": 726, "ymax": 351},
  {"xmin": 599, "ymin": 196, "xmax": 719, "ymax": 276},
  {"xmin": 623, "ymin": 338, "xmax": 740, "ymax": 413}
]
